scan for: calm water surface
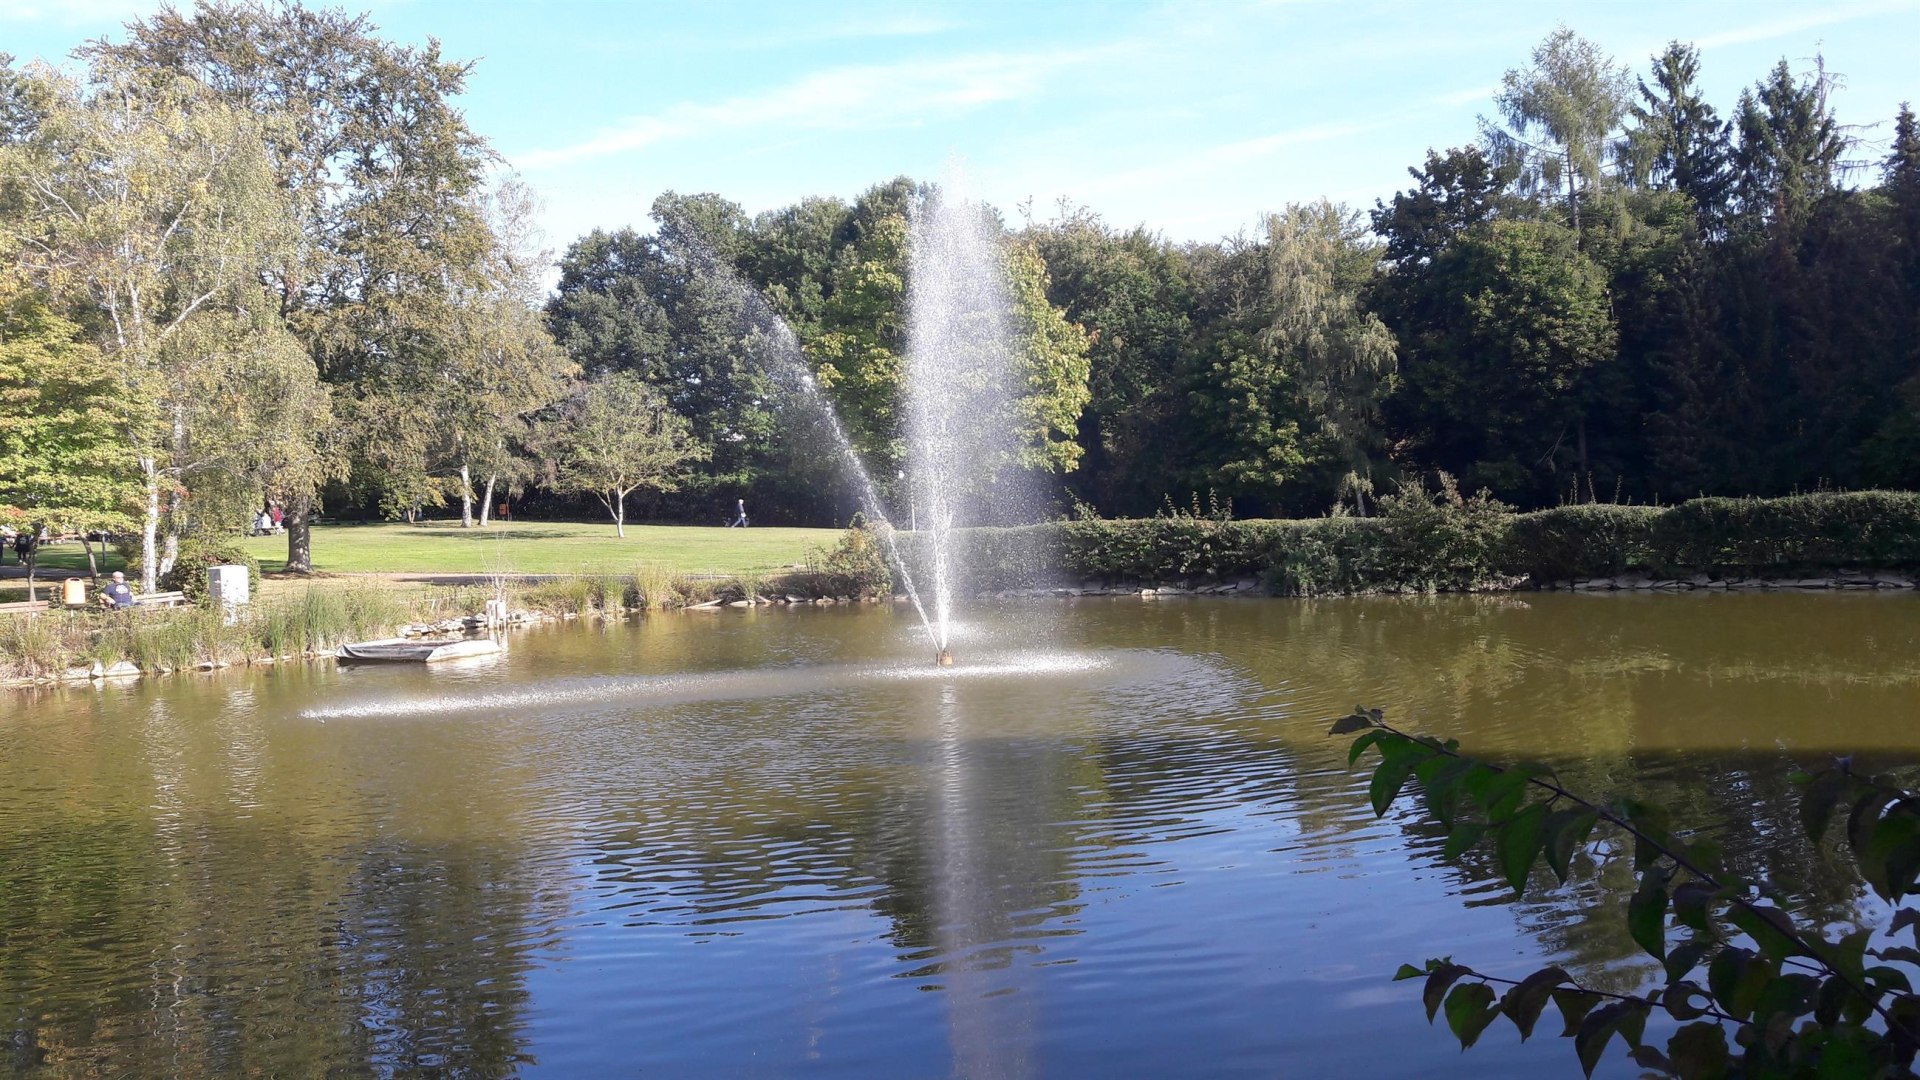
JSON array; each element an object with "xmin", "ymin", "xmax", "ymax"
[{"xmin": 4, "ymin": 594, "xmax": 1919, "ymax": 1078}]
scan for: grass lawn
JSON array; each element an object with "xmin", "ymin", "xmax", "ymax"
[
  {"xmin": 6, "ymin": 521, "xmax": 840, "ymax": 586},
  {"xmin": 249, "ymin": 521, "xmax": 838, "ymax": 575}
]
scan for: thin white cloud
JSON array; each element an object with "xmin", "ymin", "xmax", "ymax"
[
  {"xmin": 516, "ymin": 45, "xmax": 1110, "ymax": 170},
  {"xmin": 1435, "ymin": 84, "xmax": 1497, "ymax": 108},
  {"xmin": 0, "ymin": 0, "xmax": 149, "ymax": 27},
  {"xmin": 1687, "ymin": 0, "xmax": 1920, "ymax": 51},
  {"xmin": 1073, "ymin": 119, "xmax": 1388, "ymax": 199}
]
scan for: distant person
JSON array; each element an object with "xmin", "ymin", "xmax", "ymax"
[
  {"xmin": 498, "ymin": 502, "xmax": 512, "ymax": 522},
  {"xmin": 269, "ymin": 503, "xmax": 283, "ymax": 528},
  {"xmin": 252, "ymin": 510, "xmax": 272, "ymax": 536},
  {"xmin": 102, "ymin": 571, "xmax": 134, "ymax": 610},
  {"xmin": 729, "ymin": 498, "xmax": 749, "ymax": 528}
]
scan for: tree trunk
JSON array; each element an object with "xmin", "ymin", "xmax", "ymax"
[
  {"xmin": 139, "ymin": 457, "xmax": 160, "ymax": 593},
  {"xmin": 81, "ymin": 535, "xmax": 99, "ymax": 580},
  {"xmin": 24, "ymin": 545, "xmax": 35, "ymax": 605},
  {"xmin": 1565, "ymin": 150, "xmax": 1582, "ymax": 247},
  {"xmin": 459, "ymin": 464, "xmax": 475, "ymax": 528},
  {"xmin": 1577, "ymin": 416, "xmax": 1590, "ymax": 489},
  {"xmin": 480, "ymin": 474, "xmax": 496, "ymax": 528},
  {"xmin": 286, "ymin": 493, "xmax": 313, "ymax": 575},
  {"xmin": 615, "ymin": 491, "xmax": 626, "ymax": 538}
]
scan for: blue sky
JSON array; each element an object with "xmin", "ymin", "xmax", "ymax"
[{"xmin": 6, "ymin": 0, "xmax": 1920, "ymax": 252}]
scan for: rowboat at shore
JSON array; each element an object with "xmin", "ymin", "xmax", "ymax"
[{"xmin": 335, "ymin": 638, "xmax": 503, "ymax": 664}]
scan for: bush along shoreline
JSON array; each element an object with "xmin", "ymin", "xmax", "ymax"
[
  {"xmin": 923, "ymin": 488, "xmax": 1920, "ymax": 598},
  {"xmin": 9, "ymin": 489, "xmax": 1918, "ymax": 687},
  {"xmin": 0, "ymin": 530, "xmax": 901, "ymax": 688}
]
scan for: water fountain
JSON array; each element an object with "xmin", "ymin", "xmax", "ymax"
[
  {"xmin": 676, "ymin": 179, "xmax": 1032, "ymax": 667},
  {"xmin": 904, "ymin": 183, "xmax": 1032, "ymax": 666}
]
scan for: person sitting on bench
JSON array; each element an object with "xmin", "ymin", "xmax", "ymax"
[{"xmin": 102, "ymin": 571, "xmax": 135, "ymax": 610}]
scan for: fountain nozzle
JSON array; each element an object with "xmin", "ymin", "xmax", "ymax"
[{"xmin": 935, "ymin": 648, "xmax": 954, "ymax": 667}]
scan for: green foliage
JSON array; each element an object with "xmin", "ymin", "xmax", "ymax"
[
  {"xmin": 1337, "ymin": 706, "xmax": 1920, "ymax": 1079},
  {"xmin": 1506, "ymin": 503, "xmax": 1663, "ymax": 582},
  {"xmin": 1647, "ymin": 493, "xmax": 1920, "ymax": 576},
  {"xmin": 153, "ymin": 536, "xmax": 260, "ymax": 603},
  {"xmin": 536, "ymin": 371, "xmax": 709, "ymax": 534},
  {"xmin": 910, "ymin": 492, "xmax": 1920, "ymax": 593},
  {"xmin": 0, "ymin": 283, "xmax": 141, "ymax": 530},
  {"xmin": 795, "ymin": 523, "xmax": 895, "ymax": 598}
]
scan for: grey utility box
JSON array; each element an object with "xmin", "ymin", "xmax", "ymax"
[{"xmin": 207, "ymin": 564, "xmax": 250, "ymax": 609}]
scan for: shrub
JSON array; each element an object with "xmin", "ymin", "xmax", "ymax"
[
  {"xmin": 149, "ymin": 535, "xmax": 261, "ymax": 603},
  {"xmin": 800, "ymin": 524, "xmax": 894, "ymax": 598},
  {"xmin": 1649, "ymin": 491, "xmax": 1920, "ymax": 575},
  {"xmin": 1504, "ymin": 504, "xmax": 1662, "ymax": 583},
  {"xmin": 1362, "ymin": 475, "xmax": 1513, "ymax": 592}
]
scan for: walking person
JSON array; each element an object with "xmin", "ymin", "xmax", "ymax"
[{"xmin": 729, "ymin": 498, "xmax": 749, "ymax": 528}]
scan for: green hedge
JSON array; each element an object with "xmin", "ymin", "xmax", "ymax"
[
  {"xmin": 1504, "ymin": 505, "xmax": 1662, "ymax": 583},
  {"xmin": 1646, "ymin": 493, "xmax": 1920, "ymax": 575},
  {"xmin": 906, "ymin": 491, "xmax": 1920, "ymax": 596}
]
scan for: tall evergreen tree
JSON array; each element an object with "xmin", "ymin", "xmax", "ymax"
[{"xmin": 1626, "ymin": 42, "xmax": 1734, "ymax": 233}]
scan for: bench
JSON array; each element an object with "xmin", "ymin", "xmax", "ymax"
[
  {"xmin": 0, "ymin": 600, "xmax": 49, "ymax": 616},
  {"xmin": 133, "ymin": 591, "xmax": 187, "ymax": 609}
]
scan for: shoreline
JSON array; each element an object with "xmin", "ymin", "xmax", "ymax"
[{"xmin": 6, "ymin": 571, "xmax": 1908, "ymax": 692}]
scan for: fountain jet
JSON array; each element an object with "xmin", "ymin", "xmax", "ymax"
[{"xmin": 904, "ymin": 177, "xmax": 1028, "ymax": 661}]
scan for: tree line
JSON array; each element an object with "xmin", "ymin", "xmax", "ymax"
[{"xmin": 2, "ymin": 3, "xmax": 1917, "ymax": 591}]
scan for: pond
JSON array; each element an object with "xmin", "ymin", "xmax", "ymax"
[{"xmin": 3, "ymin": 593, "xmax": 1918, "ymax": 1078}]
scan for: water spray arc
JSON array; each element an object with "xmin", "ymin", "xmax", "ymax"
[{"xmin": 668, "ymin": 178, "xmax": 1021, "ymax": 667}]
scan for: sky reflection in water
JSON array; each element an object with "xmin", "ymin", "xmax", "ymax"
[{"xmin": 2, "ymin": 594, "xmax": 1918, "ymax": 1078}]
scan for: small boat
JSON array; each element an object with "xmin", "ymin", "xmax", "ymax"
[{"xmin": 336, "ymin": 638, "xmax": 503, "ymax": 664}]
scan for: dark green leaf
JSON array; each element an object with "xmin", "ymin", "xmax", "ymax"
[
  {"xmin": 1751, "ymin": 972, "xmax": 1815, "ymax": 1025},
  {"xmin": 1876, "ymin": 945, "xmax": 1920, "ymax": 965},
  {"xmin": 1443, "ymin": 982, "xmax": 1499, "ymax": 1049},
  {"xmin": 1891, "ymin": 907, "xmax": 1920, "ymax": 943},
  {"xmin": 1847, "ymin": 788, "xmax": 1899, "ymax": 857},
  {"xmin": 1416, "ymin": 757, "xmax": 1475, "ymax": 827},
  {"xmin": 1347, "ymin": 729, "xmax": 1384, "ymax": 768},
  {"xmin": 1728, "ymin": 904, "xmax": 1801, "ymax": 965},
  {"xmin": 1629, "ymin": 872, "xmax": 1670, "ymax": 961},
  {"xmin": 1815, "ymin": 973, "xmax": 1851, "ymax": 1027},
  {"xmin": 1496, "ymin": 804, "xmax": 1547, "ymax": 894},
  {"xmin": 1664, "ymin": 980, "xmax": 1711, "ymax": 1021},
  {"xmin": 1622, "ymin": 799, "xmax": 1672, "ymax": 870},
  {"xmin": 1665, "ymin": 940, "xmax": 1711, "ymax": 983},
  {"xmin": 1800, "ymin": 769, "xmax": 1847, "ymax": 842},
  {"xmin": 1329, "ymin": 712, "xmax": 1375, "ymax": 735},
  {"xmin": 1575, "ymin": 1002, "xmax": 1631, "ymax": 1077},
  {"xmin": 1666, "ymin": 1022, "xmax": 1730, "ymax": 1079},
  {"xmin": 1498, "ymin": 966, "xmax": 1568, "ymax": 1041},
  {"xmin": 1671, "ymin": 881, "xmax": 1718, "ymax": 932},
  {"xmin": 1369, "ymin": 754, "xmax": 1420, "ymax": 817},
  {"xmin": 1442, "ymin": 821, "xmax": 1486, "ymax": 860},
  {"xmin": 1424, "ymin": 963, "xmax": 1469, "ymax": 1022},
  {"xmin": 1708, "ymin": 947, "xmax": 1757, "ymax": 1019},
  {"xmin": 1459, "ymin": 763, "xmax": 1501, "ymax": 805},
  {"xmin": 1553, "ymin": 988, "xmax": 1602, "ymax": 1037},
  {"xmin": 1629, "ymin": 1045, "xmax": 1672, "ymax": 1071},
  {"xmin": 1480, "ymin": 766, "xmax": 1541, "ymax": 823},
  {"xmin": 1542, "ymin": 809, "xmax": 1598, "ymax": 883},
  {"xmin": 1868, "ymin": 964, "xmax": 1915, "ymax": 994},
  {"xmin": 1393, "ymin": 963, "xmax": 1424, "ymax": 982}
]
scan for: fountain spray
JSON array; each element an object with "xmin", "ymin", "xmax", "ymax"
[{"xmin": 905, "ymin": 179, "xmax": 1024, "ymax": 667}]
